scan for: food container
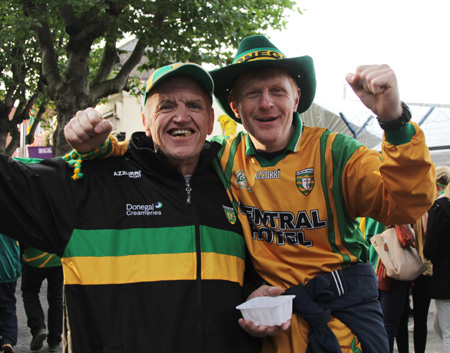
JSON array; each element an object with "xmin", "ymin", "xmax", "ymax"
[{"xmin": 236, "ymin": 295, "xmax": 295, "ymax": 326}]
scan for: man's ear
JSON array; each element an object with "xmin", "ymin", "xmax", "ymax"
[
  {"xmin": 142, "ymin": 114, "xmax": 151, "ymax": 137},
  {"xmin": 207, "ymin": 108, "xmax": 215, "ymax": 135},
  {"xmin": 228, "ymin": 95, "xmax": 241, "ymax": 121},
  {"xmin": 293, "ymin": 88, "xmax": 301, "ymax": 111}
]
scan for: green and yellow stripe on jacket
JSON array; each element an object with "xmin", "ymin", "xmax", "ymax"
[
  {"xmin": 24, "ymin": 247, "xmax": 62, "ymax": 268},
  {"xmin": 61, "ymin": 226, "xmax": 245, "ymax": 286}
]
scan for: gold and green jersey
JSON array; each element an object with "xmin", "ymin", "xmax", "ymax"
[
  {"xmin": 210, "ymin": 114, "xmax": 434, "ymax": 353},
  {"xmin": 211, "ymin": 114, "xmax": 434, "ymax": 288}
]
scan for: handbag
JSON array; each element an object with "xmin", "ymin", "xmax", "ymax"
[{"xmin": 371, "ymin": 224, "xmax": 426, "ymax": 281}]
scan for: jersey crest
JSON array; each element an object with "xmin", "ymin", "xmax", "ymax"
[
  {"xmin": 222, "ymin": 205, "xmax": 237, "ymax": 224},
  {"xmin": 296, "ymin": 168, "xmax": 315, "ymax": 196},
  {"xmin": 235, "ymin": 170, "xmax": 252, "ymax": 192}
]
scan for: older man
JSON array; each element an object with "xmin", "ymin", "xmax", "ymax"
[
  {"xmin": 65, "ymin": 36, "xmax": 435, "ymax": 353},
  {"xmin": 0, "ymin": 63, "xmax": 252, "ymax": 353}
]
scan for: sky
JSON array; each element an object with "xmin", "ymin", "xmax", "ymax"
[
  {"xmin": 118, "ymin": 1, "xmax": 450, "ymax": 143},
  {"xmin": 268, "ymin": 0, "xmax": 450, "ymax": 106}
]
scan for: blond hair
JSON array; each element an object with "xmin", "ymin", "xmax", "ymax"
[{"xmin": 435, "ymin": 165, "xmax": 450, "ymax": 185}]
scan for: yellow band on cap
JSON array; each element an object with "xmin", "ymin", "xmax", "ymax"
[{"xmin": 233, "ymin": 49, "xmax": 286, "ymax": 64}]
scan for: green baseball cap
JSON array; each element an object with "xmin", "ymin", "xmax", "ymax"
[
  {"xmin": 210, "ymin": 35, "xmax": 316, "ymax": 122},
  {"xmin": 144, "ymin": 63, "xmax": 214, "ymax": 103}
]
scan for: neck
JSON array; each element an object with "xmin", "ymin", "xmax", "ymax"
[
  {"xmin": 256, "ymin": 149, "xmax": 285, "ymax": 160},
  {"xmin": 169, "ymin": 157, "xmax": 199, "ymax": 176}
]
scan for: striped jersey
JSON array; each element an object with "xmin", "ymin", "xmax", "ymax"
[{"xmin": 211, "ymin": 113, "xmax": 435, "ymax": 353}]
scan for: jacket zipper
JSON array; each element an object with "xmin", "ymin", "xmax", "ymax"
[
  {"xmin": 186, "ymin": 180, "xmax": 203, "ymax": 352},
  {"xmin": 185, "ymin": 182, "xmax": 192, "ymax": 205}
]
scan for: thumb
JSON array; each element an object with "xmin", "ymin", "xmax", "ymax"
[
  {"xmin": 267, "ymin": 286, "xmax": 284, "ymax": 297},
  {"xmin": 345, "ymin": 73, "xmax": 357, "ymax": 85},
  {"xmin": 345, "ymin": 72, "xmax": 367, "ymax": 100}
]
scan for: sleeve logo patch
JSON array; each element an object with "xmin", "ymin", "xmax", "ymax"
[{"xmin": 223, "ymin": 205, "xmax": 237, "ymax": 225}]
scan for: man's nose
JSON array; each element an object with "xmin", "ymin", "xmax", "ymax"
[
  {"xmin": 174, "ymin": 106, "xmax": 190, "ymax": 121},
  {"xmin": 259, "ymin": 91, "xmax": 273, "ymax": 109}
]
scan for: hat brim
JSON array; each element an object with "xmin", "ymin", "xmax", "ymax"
[{"xmin": 210, "ymin": 56, "xmax": 316, "ymax": 123}]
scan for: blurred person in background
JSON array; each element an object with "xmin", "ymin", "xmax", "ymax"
[
  {"xmin": 0, "ymin": 234, "xmax": 21, "ymax": 353},
  {"xmin": 361, "ymin": 219, "xmax": 415, "ymax": 353},
  {"xmin": 396, "ymin": 165, "xmax": 450, "ymax": 353},
  {"xmin": 424, "ymin": 171, "xmax": 450, "ymax": 353},
  {"xmin": 21, "ymin": 246, "xmax": 63, "ymax": 352}
]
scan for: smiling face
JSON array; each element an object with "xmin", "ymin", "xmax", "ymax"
[
  {"xmin": 143, "ymin": 75, "xmax": 214, "ymax": 175},
  {"xmin": 228, "ymin": 67, "xmax": 300, "ymax": 152}
]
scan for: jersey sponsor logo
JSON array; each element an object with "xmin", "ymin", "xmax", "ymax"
[
  {"xmin": 239, "ymin": 203, "xmax": 327, "ymax": 246},
  {"xmin": 222, "ymin": 205, "xmax": 237, "ymax": 225},
  {"xmin": 114, "ymin": 170, "xmax": 142, "ymax": 178},
  {"xmin": 235, "ymin": 170, "xmax": 252, "ymax": 192},
  {"xmin": 296, "ymin": 168, "xmax": 314, "ymax": 196},
  {"xmin": 126, "ymin": 202, "xmax": 163, "ymax": 216},
  {"xmin": 255, "ymin": 169, "xmax": 281, "ymax": 180}
]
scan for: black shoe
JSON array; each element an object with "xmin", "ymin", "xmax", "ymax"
[
  {"xmin": 1, "ymin": 344, "xmax": 15, "ymax": 353},
  {"xmin": 30, "ymin": 329, "xmax": 47, "ymax": 351},
  {"xmin": 48, "ymin": 344, "xmax": 60, "ymax": 352}
]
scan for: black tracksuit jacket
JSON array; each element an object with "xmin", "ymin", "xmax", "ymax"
[{"xmin": 0, "ymin": 132, "xmax": 252, "ymax": 353}]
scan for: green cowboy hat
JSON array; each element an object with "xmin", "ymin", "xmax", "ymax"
[{"xmin": 210, "ymin": 35, "xmax": 316, "ymax": 123}]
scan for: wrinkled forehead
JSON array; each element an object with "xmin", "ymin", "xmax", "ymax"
[{"xmin": 148, "ymin": 75, "xmax": 211, "ymax": 103}]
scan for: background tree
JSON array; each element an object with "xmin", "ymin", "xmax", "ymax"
[
  {"xmin": 0, "ymin": 2, "xmax": 48, "ymax": 155},
  {"xmin": 2, "ymin": 0, "xmax": 299, "ymax": 156}
]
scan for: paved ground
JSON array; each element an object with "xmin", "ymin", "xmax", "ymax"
[{"xmin": 10, "ymin": 277, "xmax": 445, "ymax": 353}]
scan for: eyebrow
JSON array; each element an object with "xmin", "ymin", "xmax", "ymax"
[
  {"xmin": 158, "ymin": 98, "xmax": 175, "ymax": 105},
  {"xmin": 186, "ymin": 98, "xmax": 204, "ymax": 105},
  {"xmin": 158, "ymin": 96, "xmax": 204, "ymax": 103}
]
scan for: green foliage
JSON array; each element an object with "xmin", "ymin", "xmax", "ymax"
[
  {"xmin": 0, "ymin": 3, "xmax": 39, "ymax": 100},
  {"xmin": 1, "ymin": 0, "xmax": 299, "ymax": 155},
  {"xmin": 128, "ymin": 76, "xmax": 146, "ymax": 101},
  {"xmin": 128, "ymin": 0, "xmax": 299, "ymax": 69}
]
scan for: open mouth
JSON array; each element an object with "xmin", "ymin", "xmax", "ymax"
[
  {"xmin": 169, "ymin": 129, "xmax": 193, "ymax": 137},
  {"xmin": 257, "ymin": 116, "xmax": 277, "ymax": 122}
]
